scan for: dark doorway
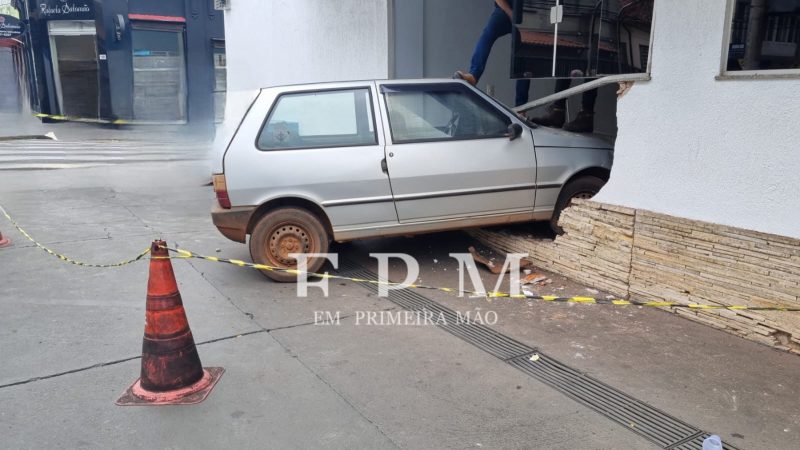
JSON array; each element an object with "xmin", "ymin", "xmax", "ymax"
[{"xmin": 48, "ymin": 21, "xmax": 99, "ymax": 118}]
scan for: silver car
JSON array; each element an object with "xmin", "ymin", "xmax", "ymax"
[{"xmin": 212, "ymin": 79, "xmax": 612, "ymax": 281}]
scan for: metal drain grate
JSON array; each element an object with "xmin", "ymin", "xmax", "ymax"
[
  {"xmin": 337, "ymin": 259, "xmax": 534, "ymax": 360},
  {"xmin": 508, "ymin": 352, "xmax": 716, "ymax": 448},
  {"xmin": 336, "ymin": 259, "xmax": 742, "ymax": 450}
]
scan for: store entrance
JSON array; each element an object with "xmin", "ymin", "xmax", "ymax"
[{"xmin": 48, "ymin": 20, "xmax": 99, "ymax": 118}]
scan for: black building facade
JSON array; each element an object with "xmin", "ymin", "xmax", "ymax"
[{"xmin": 14, "ymin": 0, "xmax": 225, "ymax": 130}]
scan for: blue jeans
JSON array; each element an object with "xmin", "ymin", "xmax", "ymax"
[{"xmin": 469, "ymin": 5, "xmax": 530, "ymax": 106}]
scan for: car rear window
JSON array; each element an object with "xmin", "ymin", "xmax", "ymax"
[{"xmin": 257, "ymin": 88, "xmax": 377, "ymax": 150}]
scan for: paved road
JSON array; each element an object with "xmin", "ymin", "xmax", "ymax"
[
  {"xmin": 1, "ymin": 159, "xmax": 798, "ymax": 449},
  {"xmin": 0, "ymin": 139, "xmax": 209, "ymax": 170}
]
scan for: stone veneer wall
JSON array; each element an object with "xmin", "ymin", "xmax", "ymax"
[{"xmin": 468, "ymin": 200, "xmax": 800, "ymax": 354}]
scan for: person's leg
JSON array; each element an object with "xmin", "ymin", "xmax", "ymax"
[
  {"xmin": 564, "ymin": 78, "xmax": 597, "ymax": 133},
  {"xmin": 464, "ymin": 7, "xmax": 512, "ymax": 83},
  {"xmin": 514, "ymin": 79, "xmax": 530, "ymax": 107},
  {"xmin": 529, "ymin": 78, "xmax": 571, "ymax": 127},
  {"xmin": 581, "ymin": 87, "xmax": 598, "ymax": 112},
  {"xmin": 553, "ymin": 77, "xmax": 571, "ymax": 109}
]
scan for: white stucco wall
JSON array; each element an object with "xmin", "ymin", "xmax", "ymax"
[
  {"xmin": 223, "ymin": 0, "xmax": 390, "ymax": 91},
  {"xmin": 595, "ymin": 0, "xmax": 800, "ymax": 239},
  {"xmin": 214, "ymin": 0, "xmax": 390, "ymax": 172}
]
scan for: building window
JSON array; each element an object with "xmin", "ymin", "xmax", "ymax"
[
  {"xmin": 131, "ymin": 22, "xmax": 187, "ymax": 122},
  {"xmin": 723, "ymin": 0, "xmax": 800, "ymax": 74},
  {"xmin": 212, "ymin": 40, "xmax": 226, "ymax": 123},
  {"xmin": 257, "ymin": 88, "xmax": 376, "ymax": 151}
]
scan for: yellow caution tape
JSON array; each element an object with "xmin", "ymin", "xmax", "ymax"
[
  {"xmin": 157, "ymin": 246, "xmax": 800, "ymax": 312},
  {"xmin": 0, "ymin": 204, "xmax": 149, "ymax": 267},
  {"xmin": 33, "ymin": 113, "xmax": 130, "ymax": 125},
  {"xmin": 2, "ymin": 203, "xmax": 797, "ymax": 311}
]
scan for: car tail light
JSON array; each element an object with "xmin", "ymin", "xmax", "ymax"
[{"xmin": 212, "ymin": 173, "xmax": 231, "ymax": 209}]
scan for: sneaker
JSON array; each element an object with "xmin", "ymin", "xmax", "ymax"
[
  {"xmin": 563, "ymin": 110, "xmax": 594, "ymax": 133},
  {"xmin": 453, "ymin": 71, "xmax": 477, "ymax": 86},
  {"xmin": 529, "ymin": 105, "xmax": 566, "ymax": 128}
]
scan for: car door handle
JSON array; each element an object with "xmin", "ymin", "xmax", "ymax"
[{"xmin": 380, "ymin": 158, "xmax": 388, "ymax": 174}]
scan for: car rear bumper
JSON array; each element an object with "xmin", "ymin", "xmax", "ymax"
[{"xmin": 211, "ymin": 202, "xmax": 255, "ymax": 243}]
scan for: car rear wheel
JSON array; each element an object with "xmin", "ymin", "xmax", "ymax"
[
  {"xmin": 550, "ymin": 175, "xmax": 605, "ymax": 235},
  {"xmin": 249, "ymin": 207, "xmax": 330, "ymax": 282}
]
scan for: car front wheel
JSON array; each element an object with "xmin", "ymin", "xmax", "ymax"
[
  {"xmin": 249, "ymin": 207, "xmax": 330, "ymax": 282},
  {"xmin": 550, "ymin": 175, "xmax": 605, "ymax": 235}
]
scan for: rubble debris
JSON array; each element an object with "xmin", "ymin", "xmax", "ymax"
[
  {"xmin": 521, "ymin": 273, "xmax": 547, "ymax": 284},
  {"xmin": 468, "ymin": 246, "xmax": 532, "ymax": 274},
  {"xmin": 520, "ymin": 273, "xmax": 552, "ymax": 287}
]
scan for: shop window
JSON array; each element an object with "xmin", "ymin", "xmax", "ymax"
[
  {"xmin": 723, "ymin": 0, "xmax": 800, "ymax": 73},
  {"xmin": 257, "ymin": 89, "xmax": 376, "ymax": 151},
  {"xmin": 131, "ymin": 22, "xmax": 187, "ymax": 122},
  {"xmin": 47, "ymin": 20, "xmax": 99, "ymax": 118},
  {"xmin": 213, "ymin": 40, "xmax": 226, "ymax": 123}
]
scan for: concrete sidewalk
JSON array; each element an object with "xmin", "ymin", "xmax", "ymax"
[
  {"xmin": 1, "ymin": 159, "xmax": 798, "ymax": 449},
  {"xmin": 0, "ymin": 112, "xmax": 212, "ymax": 143}
]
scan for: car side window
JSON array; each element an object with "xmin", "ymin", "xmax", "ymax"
[
  {"xmin": 382, "ymin": 84, "xmax": 511, "ymax": 144},
  {"xmin": 258, "ymin": 88, "xmax": 376, "ymax": 150}
]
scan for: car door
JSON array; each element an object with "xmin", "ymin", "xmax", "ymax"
[{"xmin": 377, "ymin": 81, "xmax": 537, "ymax": 223}]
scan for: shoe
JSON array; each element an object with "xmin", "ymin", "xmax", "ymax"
[
  {"xmin": 529, "ymin": 105, "xmax": 566, "ymax": 128},
  {"xmin": 563, "ymin": 110, "xmax": 594, "ymax": 133},
  {"xmin": 453, "ymin": 71, "xmax": 477, "ymax": 86}
]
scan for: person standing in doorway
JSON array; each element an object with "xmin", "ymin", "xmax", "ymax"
[{"xmin": 454, "ymin": 0, "xmax": 531, "ymax": 107}]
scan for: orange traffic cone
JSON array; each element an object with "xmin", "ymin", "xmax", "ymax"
[
  {"xmin": 116, "ymin": 240, "xmax": 223, "ymax": 406},
  {"xmin": 0, "ymin": 230, "xmax": 10, "ymax": 248}
]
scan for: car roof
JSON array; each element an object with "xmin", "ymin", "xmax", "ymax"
[{"xmin": 258, "ymin": 78, "xmax": 470, "ymax": 91}]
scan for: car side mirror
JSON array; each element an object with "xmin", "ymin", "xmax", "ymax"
[{"xmin": 507, "ymin": 123, "xmax": 523, "ymax": 141}]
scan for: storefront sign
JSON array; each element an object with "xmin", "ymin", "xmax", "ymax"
[
  {"xmin": 38, "ymin": 0, "xmax": 93, "ymax": 19},
  {"xmin": 0, "ymin": 14, "xmax": 23, "ymax": 39}
]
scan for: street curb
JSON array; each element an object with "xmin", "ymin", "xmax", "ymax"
[{"xmin": 0, "ymin": 134, "xmax": 56, "ymax": 142}]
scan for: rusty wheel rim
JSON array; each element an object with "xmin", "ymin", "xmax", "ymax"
[{"xmin": 265, "ymin": 222, "xmax": 315, "ymax": 267}]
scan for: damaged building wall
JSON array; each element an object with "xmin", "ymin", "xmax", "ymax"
[
  {"xmin": 594, "ymin": 0, "xmax": 800, "ymax": 239},
  {"xmin": 470, "ymin": 199, "xmax": 800, "ymax": 354}
]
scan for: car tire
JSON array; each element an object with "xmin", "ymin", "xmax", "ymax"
[
  {"xmin": 249, "ymin": 207, "xmax": 330, "ymax": 282},
  {"xmin": 550, "ymin": 175, "xmax": 605, "ymax": 235}
]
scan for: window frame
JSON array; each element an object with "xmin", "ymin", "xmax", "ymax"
[
  {"xmin": 212, "ymin": 39, "xmax": 226, "ymax": 124},
  {"xmin": 380, "ymin": 83, "xmax": 512, "ymax": 145},
  {"xmin": 718, "ymin": 0, "xmax": 800, "ymax": 79},
  {"xmin": 255, "ymin": 86, "xmax": 379, "ymax": 152}
]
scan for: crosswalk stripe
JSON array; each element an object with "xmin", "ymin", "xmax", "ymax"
[{"xmin": 0, "ymin": 140, "xmax": 210, "ymax": 170}]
